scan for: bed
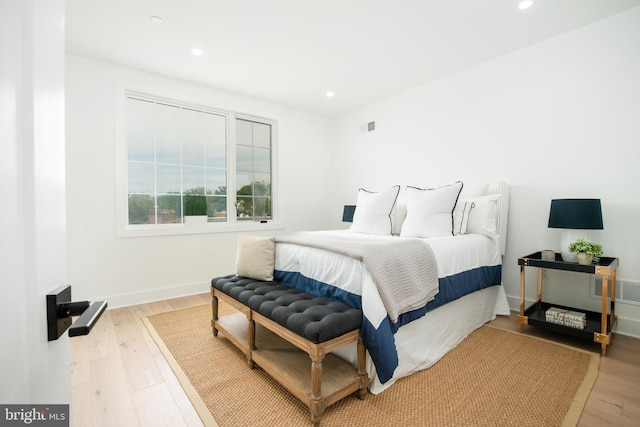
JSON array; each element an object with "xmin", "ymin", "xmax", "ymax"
[{"xmin": 272, "ymin": 181, "xmax": 511, "ymax": 394}]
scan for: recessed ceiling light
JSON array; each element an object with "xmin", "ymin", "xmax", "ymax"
[
  {"xmin": 191, "ymin": 48, "xmax": 203, "ymax": 56},
  {"xmin": 150, "ymin": 16, "xmax": 163, "ymax": 24},
  {"xmin": 518, "ymin": 1, "xmax": 534, "ymax": 10},
  {"xmin": 326, "ymin": 92, "xmax": 334, "ymax": 98}
]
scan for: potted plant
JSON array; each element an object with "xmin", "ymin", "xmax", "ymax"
[
  {"xmin": 568, "ymin": 238, "xmax": 603, "ymax": 265},
  {"xmin": 183, "ymin": 194, "xmax": 208, "ymax": 227}
]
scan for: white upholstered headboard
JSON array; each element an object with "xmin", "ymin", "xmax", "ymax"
[{"xmin": 487, "ymin": 181, "xmax": 510, "ymax": 256}]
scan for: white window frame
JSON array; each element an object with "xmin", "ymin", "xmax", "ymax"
[{"xmin": 115, "ymin": 82, "xmax": 283, "ymax": 237}]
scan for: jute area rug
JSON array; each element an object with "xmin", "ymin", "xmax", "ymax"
[{"xmin": 143, "ymin": 303, "xmax": 599, "ymax": 427}]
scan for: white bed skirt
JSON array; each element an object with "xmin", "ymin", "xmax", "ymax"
[{"xmin": 333, "ymin": 284, "xmax": 511, "ymax": 394}]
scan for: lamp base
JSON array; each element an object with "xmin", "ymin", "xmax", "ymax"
[
  {"xmin": 559, "ymin": 229, "xmax": 585, "ymax": 263},
  {"xmin": 560, "ymin": 250, "xmax": 577, "ymax": 263}
]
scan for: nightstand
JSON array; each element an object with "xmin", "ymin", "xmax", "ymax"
[{"xmin": 517, "ymin": 251, "xmax": 618, "ymax": 355}]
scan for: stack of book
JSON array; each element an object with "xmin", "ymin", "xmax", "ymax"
[{"xmin": 545, "ymin": 307, "xmax": 587, "ymax": 329}]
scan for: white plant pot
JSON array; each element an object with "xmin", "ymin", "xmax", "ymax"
[
  {"xmin": 577, "ymin": 252, "xmax": 593, "ymax": 265},
  {"xmin": 184, "ymin": 215, "xmax": 208, "ymax": 227}
]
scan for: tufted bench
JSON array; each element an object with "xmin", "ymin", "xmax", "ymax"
[{"xmin": 211, "ymin": 274, "xmax": 367, "ymax": 426}]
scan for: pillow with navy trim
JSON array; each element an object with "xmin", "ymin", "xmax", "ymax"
[
  {"xmin": 351, "ymin": 186, "xmax": 400, "ymax": 235},
  {"xmin": 235, "ymin": 235, "xmax": 275, "ymax": 281},
  {"xmin": 400, "ymin": 181, "xmax": 463, "ymax": 238}
]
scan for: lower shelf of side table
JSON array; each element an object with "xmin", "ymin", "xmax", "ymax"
[{"xmin": 523, "ymin": 301, "xmax": 615, "ymax": 341}]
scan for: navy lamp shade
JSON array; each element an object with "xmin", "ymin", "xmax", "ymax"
[
  {"xmin": 548, "ymin": 199, "xmax": 603, "ymax": 262},
  {"xmin": 342, "ymin": 205, "xmax": 356, "ymax": 223},
  {"xmin": 548, "ymin": 199, "xmax": 603, "ymax": 230}
]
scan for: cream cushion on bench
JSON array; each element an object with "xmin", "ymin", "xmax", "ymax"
[{"xmin": 235, "ymin": 235, "xmax": 275, "ymax": 281}]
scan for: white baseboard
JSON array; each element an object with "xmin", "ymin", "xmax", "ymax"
[
  {"xmin": 612, "ymin": 316, "xmax": 640, "ymax": 339},
  {"xmin": 506, "ymin": 294, "xmax": 640, "ymax": 339},
  {"xmin": 102, "ymin": 281, "xmax": 210, "ymax": 309}
]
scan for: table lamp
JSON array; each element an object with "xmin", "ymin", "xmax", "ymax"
[
  {"xmin": 548, "ymin": 198, "xmax": 603, "ymax": 262},
  {"xmin": 342, "ymin": 205, "xmax": 356, "ymax": 223}
]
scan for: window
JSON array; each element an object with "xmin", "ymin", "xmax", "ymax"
[
  {"xmin": 123, "ymin": 93, "xmax": 275, "ymax": 233},
  {"xmin": 235, "ymin": 118, "xmax": 272, "ymax": 221}
]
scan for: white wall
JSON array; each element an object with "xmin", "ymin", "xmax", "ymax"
[
  {"xmin": 65, "ymin": 55, "xmax": 333, "ymax": 307},
  {"xmin": 331, "ymin": 8, "xmax": 640, "ymax": 336},
  {"xmin": 67, "ymin": 8, "xmax": 640, "ymax": 336}
]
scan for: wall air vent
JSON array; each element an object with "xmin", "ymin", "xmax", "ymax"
[
  {"xmin": 360, "ymin": 121, "xmax": 376, "ymax": 133},
  {"xmin": 592, "ymin": 277, "xmax": 640, "ymax": 306}
]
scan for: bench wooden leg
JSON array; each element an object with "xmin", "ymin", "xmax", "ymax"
[
  {"xmin": 247, "ymin": 314, "xmax": 256, "ymax": 369},
  {"xmin": 310, "ymin": 356, "xmax": 324, "ymax": 426},
  {"xmin": 357, "ymin": 338, "xmax": 368, "ymax": 400},
  {"xmin": 211, "ymin": 290, "xmax": 219, "ymax": 337}
]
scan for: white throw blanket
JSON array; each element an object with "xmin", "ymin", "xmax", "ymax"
[{"xmin": 275, "ymin": 232, "xmax": 439, "ymax": 323}]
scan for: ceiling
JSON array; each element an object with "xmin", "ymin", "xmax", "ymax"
[{"xmin": 66, "ymin": 0, "xmax": 640, "ymax": 117}]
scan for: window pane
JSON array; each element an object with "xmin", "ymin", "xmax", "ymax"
[
  {"xmin": 265, "ymin": 198, "xmax": 272, "ymax": 218},
  {"xmin": 183, "ymin": 166, "xmax": 205, "ymax": 194},
  {"xmin": 253, "ymin": 147, "xmax": 270, "ymax": 173},
  {"xmin": 236, "ymin": 119, "xmax": 252, "ymax": 146},
  {"xmin": 206, "ymin": 143, "xmax": 226, "ymax": 169},
  {"xmin": 206, "ymin": 113, "xmax": 226, "ymax": 167},
  {"xmin": 236, "ymin": 145, "xmax": 252, "ymax": 171},
  {"xmin": 128, "ymin": 162, "xmax": 154, "ymax": 193},
  {"xmin": 206, "ymin": 168, "xmax": 226, "ymax": 195},
  {"xmin": 253, "ymin": 122, "xmax": 271, "ymax": 148},
  {"xmin": 157, "ymin": 195, "xmax": 181, "ymax": 222},
  {"xmin": 128, "ymin": 194, "xmax": 154, "ymax": 224},
  {"xmin": 236, "ymin": 171, "xmax": 252, "ymax": 194},
  {"xmin": 253, "ymin": 173, "xmax": 270, "ymax": 196},
  {"xmin": 126, "ymin": 98, "xmax": 154, "ymax": 162},
  {"xmin": 155, "ymin": 103, "xmax": 181, "ymax": 164},
  {"xmin": 156, "ymin": 164, "xmax": 181, "ymax": 194},
  {"xmin": 182, "ymin": 109, "xmax": 205, "ymax": 166},
  {"xmin": 207, "ymin": 195, "xmax": 227, "ymax": 221},
  {"xmin": 236, "ymin": 196, "xmax": 253, "ymax": 220},
  {"xmin": 253, "ymin": 197, "xmax": 271, "ymax": 219}
]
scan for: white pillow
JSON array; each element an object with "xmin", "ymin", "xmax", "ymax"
[
  {"xmin": 351, "ymin": 186, "xmax": 400, "ymax": 235},
  {"xmin": 465, "ymin": 194, "xmax": 500, "ymax": 238},
  {"xmin": 459, "ymin": 182, "xmax": 488, "ymax": 199},
  {"xmin": 453, "ymin": 182, "xmax": 488, "ymax": 235},
  {"xmin": 400, "ymin": 181, "xmax": 463, "ymax": 238},
  {"xmin": 453, "ymin": 199, "xmax": 475, "ymax": 235},
  {"xmin": 391, "ymin": 201, "xmax": 407, "ymax": 235},
  {"xmin": 235, "ymin": 235, "xmax": 275, "ymax": 281}
]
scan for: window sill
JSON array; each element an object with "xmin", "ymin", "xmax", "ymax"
[{"xmin": 116, "ymin": 221, "xmax": 285, "ymax": 238}]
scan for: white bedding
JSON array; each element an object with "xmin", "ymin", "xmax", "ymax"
[
  {"xmin": 274, "ymin": 229, "xmax": 510, "ymax": 393},
  {"xmin": 275, "ymin": 230, "xmax": 501, "ymax": 298},
  {"xmin": 275, "ymin": 231, "xmax": 440, "ymax": 323},
  {"xmin": 344, "ymin": 284, "xmax": 510, "ymax": 394}
]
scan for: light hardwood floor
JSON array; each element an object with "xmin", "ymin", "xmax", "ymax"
[
  {"xmin": 71, "ymin": 294, "xmax": 640, "ymax": 426},
  {"xmin": 70, "ymin": 293, "xmax": 211, "ymax": 427}
]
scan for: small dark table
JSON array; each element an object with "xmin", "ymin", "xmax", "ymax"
[{"xmin": 517, "ymin": 251, "xmax": 618, "ymax": 355}]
